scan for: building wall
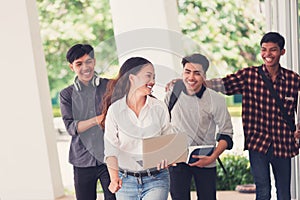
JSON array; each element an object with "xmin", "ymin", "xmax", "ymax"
[{"xmin": 0, "ymin": 0, "xmax": 64, "ymax": 199}]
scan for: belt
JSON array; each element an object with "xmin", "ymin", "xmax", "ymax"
[{"xmin": 119, "ymin": 167, "xmax": 161, "ymax": 178}]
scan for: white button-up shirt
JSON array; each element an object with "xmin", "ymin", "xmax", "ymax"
[
  {"xmin": 165, "ymin": 87, "xmax": 233, "ymax": 167},
  {"xmin": 104, "ymin": 95, "xmax": 170, "ymax": 171}
]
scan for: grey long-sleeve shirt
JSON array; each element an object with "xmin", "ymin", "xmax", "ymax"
[
  {"xmin": 60, "ymin": 78, "xmax": 108, "ymax": 167},
  {"xmin": 165, "ymin": 86, "xmax": 233, "ymax": 167}
]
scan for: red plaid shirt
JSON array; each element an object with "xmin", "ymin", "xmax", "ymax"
[{"xmin": 211, "ymin": 65, "xmax": 300, "ymax": 158}]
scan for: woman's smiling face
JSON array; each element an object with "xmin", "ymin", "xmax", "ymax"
[{"xmin": 130, "ymin": 64, "xmax": 155, "ymax": 96}]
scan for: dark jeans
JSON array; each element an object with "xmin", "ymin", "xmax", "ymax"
[
  {"xmin": 249, "ymin": 146, "xmax": 291, "ymax": 200},
  {"xmin": 73, "ymin": 164, "xmax": 116, "ymax": 200},
  {"xmin": 169, "ymin": 163, "xmax": 216, "ymax": 200}
]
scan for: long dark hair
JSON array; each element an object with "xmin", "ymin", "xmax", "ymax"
[{"xmin": 100, "ymin": 57, "xmax": 152, "ymax": 128}]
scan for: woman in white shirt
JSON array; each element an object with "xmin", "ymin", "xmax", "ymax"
[{"xmin": 100, "ymin": 57, "xmax": 170, "ymax": 200}]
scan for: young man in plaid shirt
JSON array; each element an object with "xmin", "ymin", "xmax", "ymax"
[{"xmin": 208, "ymin": 32, "xmax": 300, "ymax": 200}]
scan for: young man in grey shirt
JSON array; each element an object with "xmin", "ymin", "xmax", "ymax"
[
  {"xmin": 165, "ymin": 53, "xmax": 233, "ymax": 200},
  {"xmin": 60, "ymin": 44, "xmax": 115, "ymax": 200}
]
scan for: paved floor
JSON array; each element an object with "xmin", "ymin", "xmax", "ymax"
[{"xmin": 56, "ymin": 191, "xmax": 255, "ymax": 200}]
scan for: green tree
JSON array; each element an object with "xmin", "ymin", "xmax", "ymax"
[
  {"xmin": 37, "ymin": 0, "xmax": 114, "ymax": 104},
  {"xmin": 37, "ymin": 0, "xmax": 265, "ymax": 106},
  {"xmin": 177, "ymin": 0, "xmax": 265, "ymax": 76}
]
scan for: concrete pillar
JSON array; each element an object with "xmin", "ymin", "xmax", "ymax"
[
  {"xmin": 0, "ymin": 0, "xmax": 64, "ymax": 199},
  {"xmin": 265, "ymin": 0, "xmax": 300, "ymax": 199},
  {"xmin": 109, "ymin": 0, "xmax": 184, "ymax": 99}
]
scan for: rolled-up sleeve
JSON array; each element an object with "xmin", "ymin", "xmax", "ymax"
[
  {"xmin": 211, "ymin": 92, "xmax": 233, "ymax": 149},
  {"xmin": 60, "ymin": 88, "xmax": 79, "ymax": 136},
  {"xmin": 104, "ymin": 107, "xmax": 120, "ymax": 160}
]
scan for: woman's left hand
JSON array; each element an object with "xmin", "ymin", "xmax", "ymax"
[
  {"xmin": 157, "ymin": 159, "xmax": 168, "ymax": 170},
  {"xmin": 108, "ymin": 177, "xmax": 122, "ymax": 193}
]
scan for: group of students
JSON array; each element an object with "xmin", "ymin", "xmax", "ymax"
[{"xmin": 60, "ymin": 32, "xmax": 300, "ymax": 200}]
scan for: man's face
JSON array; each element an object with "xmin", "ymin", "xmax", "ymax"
[
  {"xmin": 182, "ymin": 62, "xmax": 205, "ymax": 95},
  {"xmin": 260, "ymin": 42, "xmax": 285, "ymax": 68},
  {"xmin": 69, "ymin": 54, "xmax": 95, "ymax": 85}
]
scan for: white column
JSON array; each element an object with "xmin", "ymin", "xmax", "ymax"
[
  {"xmin": 265, "ymin": 0, "xmax": 300, "ymax": 199},
  {"xmin": 0, "ymin": 0, "xmax": 64, "ymax": 199},
  {"xmin": 265, "ymin": 0, "xmax": 288, "ymax": 66},
  {"xmin": 109, "ymin": 0, "xmax": 184, "ymax": 99}
]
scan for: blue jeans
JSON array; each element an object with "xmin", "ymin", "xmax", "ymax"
[
  {"xmin": 116, "ymin": 169, "xmax": 170, "ymax": 200},
  {"xmin": 249, "ymin": 146, "xmax": 291, "ymax": 200}
]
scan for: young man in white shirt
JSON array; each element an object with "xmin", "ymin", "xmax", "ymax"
[{"xmin": 165, "ymin": 53, "xmax": 233, "ymax": 200}]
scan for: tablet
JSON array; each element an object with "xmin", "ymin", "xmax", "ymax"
[{"xmin": 187, "ymin": 145, "xmax": 215, "ymax": 164}]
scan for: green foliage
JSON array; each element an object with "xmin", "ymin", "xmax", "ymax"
[
  {"xmin": 177, "ymin": 0, "xmax": 265, "ymax": 76},
  {"xmin": 97, "ymin": 180, "xmax": 103, "ymax": 193},
  {"xmin": 216, "ymin": 154, "xmax": 253, "ymax": 190},
  {"xmin": 190, "ymin": 154, "xmax": 253, "ymax": 191},
  {"xmin": 36, "ymin": 0, "xmax": 115, "ymax": 104},
  {"xmin": 228, "ymin": 105, "xmax": 242, "ymax": 117},
  {"xmin": 37, "ymin": 0, "xmax": 265, "ymax": 106},
  {"xmin": 52, "ymin": 105, "xmax": 61, "ymax": 117}
]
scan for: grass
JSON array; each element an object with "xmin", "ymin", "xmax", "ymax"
[
  {"xmin": 228, "ymin": 105, "xmax": 242, "ymax": 117},
  {"xmin": 52, "ymin": 105, "xmax": 62, "ymax": 117},
  {"xmin": 52, "ymin": 104, "xmax": 242, "ymax": 118}
]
